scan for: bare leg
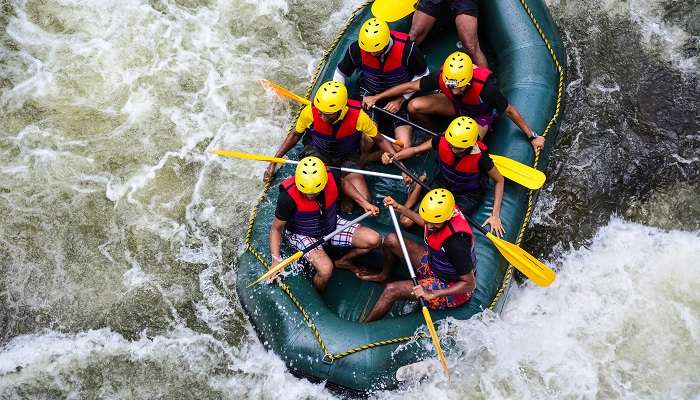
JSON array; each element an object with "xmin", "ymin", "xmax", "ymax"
[
  {"xmin": 362, "ymin": 233, "xmax": 427, "ymax": 321},
  {"xmin": 335, "ymin": 225, "xmax": 381, "ymax": 274},
  {"xmin": 359, "ymin": 135, "xmax": 375, "ymax": 166},
  {"xmin": 359, "ymin": 232, "xmax": 423, "ymax": 283},
  {"xmin": 363, "ymin": 280, "xmax": 415, "ymax": 322},
  {"xmin": 305, "ymin": 249, "xmax": 335, "ymax": 292},
  {"xmin": 399, "ymin": 176, "xmax": 427, "ymax": 228},
  {"xmin": 409, "ymin": 10, "xmax": 437, "ymax": 45},
  {"xmin": 455, "ymin": 14, "xmax": 488, "ymax": 68},
  {"xmin": 394, "ymin": 125, "xmax": 413, "ymax": 150},
  {"xmin": 407, "ymin": 94, "xmax": 456, "ymax": 130},
  {"xmin": 342, "ymin": 173, "xmax": 371, "ymax": 204}
]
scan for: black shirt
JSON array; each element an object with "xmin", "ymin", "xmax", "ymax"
[
  {"xmin": 419, "ymin": 71, "xmax": 509, "ymax": 115},
  {"xmin": 336, "ymin": 39, "xmax": 428, "ymax": 80},
  {"xmin": 441, "ymin": 233, "xmax": 475, "ymax": 278},
  {"xmin": 431, "ymin": 135, "xmax": 495, "ymax": 173},
  {"xmin": 275, "ymin": 190, "xmax": 327, "ymax": 222},
  {"xmin": 274, "ymin": 190, "xmax": 297, "ymax": 222}
]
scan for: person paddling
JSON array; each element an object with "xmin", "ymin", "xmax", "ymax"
[
  {"xmin": 334, "ymin": 18, "xmax": 429, "ymax": 155},
  {"xmin": 264, "ymin": 80, "xmax": 397, "ymax": 211},
  {"xmin": 270, "ymin": 157, "xmax": 382, "ymax": 291},
  {"xmin": 380, "ymin": 116, "xmax": 505, "ymax": 234},
  {"xmin": 363, "ymin": 51, "xmax": 545, "ymax": 152},
  {"xmin": 362, "ymin": 189, "xmax": 476, "ymax": 320}
]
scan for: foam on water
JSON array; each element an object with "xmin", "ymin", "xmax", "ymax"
[
  {"xmin": 1, "ymin": 219, "xmax": 698, "ymax": 398},
  {"xmin": 548, "ymin": 0, "xmax": 698, "ymax": 75},
  {"xmin": 1, "ymin": 0, "xmax": 698, "ymax": 398},
  {"xmin": 372, "ymin": 219, "xmax": 700, "ymax": 399}
]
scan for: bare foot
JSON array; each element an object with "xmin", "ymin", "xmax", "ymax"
[
  {"xmin": 335, "ymin": 260, "xmax": 360, "ymax": 274},
  {"xmin": 340, "ymin": 197, "xmax": 354, "ymax": 213},
  {"xmin": 356, "ymin": 271, "xmax": 389, "ymax": 283}
]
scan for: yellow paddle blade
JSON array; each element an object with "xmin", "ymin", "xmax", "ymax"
[
  {"xmin": 485, "ymin": 232, "xmax": 556, "ymax": 287},
  {"xmin": 421, "ymin": 306, "xmax": 451, "ymax": 381},
  {"xmin": 371, "ymin": 0, "xmax": 418, "ymax": 22},
  {"xmin": 210, "ymin": 149, "xmax": 288, "ymax": 164},
  {"xmin": 247, "ymin": 251, "xmax": 304, "ymax": 287},
  {"xmin": 490, "ymin": 154, "xmax": 546, "ymax": 190},
  {"xmin": 259, "ymin": 79, "xmax": 310, "ymax": 105}
]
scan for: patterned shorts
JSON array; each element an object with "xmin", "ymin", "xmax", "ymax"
[
  {"xmin": 417, "ymin": 250, "xmax": 474, "ymax": 310},
  {"xmin": 286, "ymin": 216, "xmax": 358, "ymax": 260}
]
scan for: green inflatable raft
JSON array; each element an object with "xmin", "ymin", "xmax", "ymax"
[{"xmin": 236, "ymin": 0, "xmax": 565, "ymax": 392}]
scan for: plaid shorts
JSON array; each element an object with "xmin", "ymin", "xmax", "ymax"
[
  {"xmin": 286, "ymin": 216, "xmax": 358, "ymax": 260},
  {"xmin": 417, "ymin": 250, "xmax": 474, "ymax": 310}
]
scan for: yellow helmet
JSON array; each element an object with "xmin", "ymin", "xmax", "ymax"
[
  {"xmin": 445, "ymin": 116, "xmax": 479, "ymax": 148},
  {"xmin": 419, "ymin": 189, "xmax": 455, "ymax": 223},
  {"xmin": 313, "ymin": 81, "xmax": 348, "ymax": 114},
  {"xmin": 358, "ymin": 18, "xmax": 390, "ymax": 52},
  {"xmin": 294, "ymin": 156, "xmax": 328, "ymax": 194},
  {"xmin": 442, "ymin": 51, "xmax": 473, "ymax": 88}
]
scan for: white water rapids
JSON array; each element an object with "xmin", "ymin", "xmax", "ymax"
[{"xmin": 0, "ymin": 0, "xmax": 698, "ymax": 398}]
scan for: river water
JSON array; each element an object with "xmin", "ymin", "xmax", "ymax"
[{"xmin": 0, "ymin": 0, "xmax": 698, "ymax": 398}]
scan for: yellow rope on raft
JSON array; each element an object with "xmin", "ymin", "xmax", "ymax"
[{"xmin": 489, "ymin": 0, "xmax": 565, "ymax": 309}]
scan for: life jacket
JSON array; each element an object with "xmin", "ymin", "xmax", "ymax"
[
  {"xmin": 280, "ymin": 170, "xmax": 339, "ymax": 237},
  {"xmin": 359, "ymin": 31, "xmax": 412, "ymax": 96},
  {"xmin": 424, "ymin": 208, "xmax": 477, "ymax": 282},
  {"xmin": 438, "ymin": 66, "xmax": 494, "ymax": 117},
  {"xmin": 309, "ymin": 99, "xmax": 363, "ymax": 159},
  {"xmin": 437, "ymin": 136, "xmax": 488, "ymax": 194}
]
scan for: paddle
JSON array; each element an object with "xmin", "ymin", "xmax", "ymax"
[
  {"xmin": 259, "ymin": 79, "xmax": 404, "ymax": 147},
  {"xmin": 210, "ymin": 149, "xmax": 405, "ymax": 181},
  {"xmin": 247, "ymin": 211, "xmax": 373, "ymax": 287},
  {"xmin": 371, "ymin": 106, "xmax": 546, "ymax": 190},
  {"xmin": 388, "ymin": 205, "xmax": 450, "ymax": 381},
  {"xmin": 371, "ymin": 0, "xmax": 418, "ymax": 22},
  {"xmin": 391, "ymin": 160, "xmax": 556, "ymax": 287}
]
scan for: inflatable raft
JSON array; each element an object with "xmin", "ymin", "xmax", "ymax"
[{"xmin": 236, "ymin": 0, "xmax": 565, "ymax": 392}]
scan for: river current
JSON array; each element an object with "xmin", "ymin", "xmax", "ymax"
[{"xmin": 0, "ymin": 0, "xmax": 698, "ymax": 398}]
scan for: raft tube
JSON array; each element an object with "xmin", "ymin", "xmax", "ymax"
[{"xmin": 235, "ymin": 0, "xmax": 566, "ymax": 392}]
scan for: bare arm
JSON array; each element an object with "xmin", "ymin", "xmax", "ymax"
[
  {"xmin": 362, "ymin": 80, "xmax": 422, "ymax": 109},
  {"xmin": 482, "ymin": 166, "xmax": 505, "ymax": 237},
  {"xmin": 504, "ymin": 104, "xmax": 545, "ymax": 152},
  {"xmin": 264, "ymin": 132, "xmax": 302, "ymax": 182},
  {"xmin": 504, "ymin": 104, "xmax": 535, "ymax": 138},
  {"xmin": 269, "ymin": 217, "xmax": 287, "ymax": 264},
  {"xmin": 269, "ymin": 218, "xmax": 286, "ymax": 259},
  {"xmin": 372, "ymin": 133, "xmax": 397, "ymax": 157},
  {"xmin": 488, "ymin": 166, "xmax": 504, "ymax": 220},
  {"xmin": 390, "ymin": 138, "xmax": 433, "ymax": 162},
  {"xmin": 384, "ymin": 197, "xmax": 425, "ymax": 229},
  {"xmin": 343, "ymin": 179, "xmax": 379, "ymax": 215},
  {"xmin": 419, "ymin": 272, "xmax": 475, "ymax": 299}
]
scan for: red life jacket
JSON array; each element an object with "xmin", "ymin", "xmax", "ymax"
[
  {"xmin": 438, "ymin": 66, "xmax": 494, "ymax": 117},
  {"xmin": 309, "ymin": 99, "xmax": 363, "ymax": 160},
  {"xmin": 424, "ymin": 207, "xmax": 477, "ymax": 282},
  {"xmin": 437, "ymin": 136, "xmax": 488, "ymax": 194},
  {"xmin": 359, "ymin": 31, "xmax": 412, "ymax": 95},
  {"xmin": 280, "ymin": 169, "xmax": 339, "ymax": 237}
]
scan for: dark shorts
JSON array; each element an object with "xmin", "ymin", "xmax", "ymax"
[
  {"xmin": 301, "ymin": 145, "xmax": 361, "ymax": 178},
  {"xmin": 416, "ymin": 0, "xmax": 479, "ymax": 19},
  {"xmin": 367, "ymin": 98, "xmax": 411, "ymax": 136},
  {"xmin": 417, "ymin": 251, "xmax": 474, "ymax": 310}
]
